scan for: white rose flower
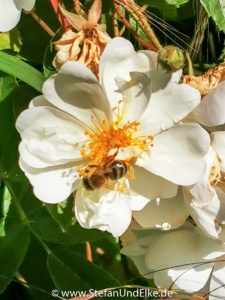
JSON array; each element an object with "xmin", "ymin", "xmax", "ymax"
[
  {"xmin": 0, "ymin": 0, "xmax": 35, "ymax": 32},
  {"xmin": 16, "ymin": 37, "xmax": 210, "ymax": 237},
  {"xmin": 121, "ymin": 223, "xmax": 225, "ymax": 299},
  {"xmin": 183, "ymin": 131, "xmax": 225, "ymax": 242}
]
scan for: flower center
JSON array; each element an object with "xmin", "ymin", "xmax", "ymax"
[{"xmin": 80, "ymin": 105, "xmax": 153, "ymax": 171}]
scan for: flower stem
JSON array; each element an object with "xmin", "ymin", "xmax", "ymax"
[
  {"xmin": 23, "ymin": 10, "xmax": 54, "ymax": 37},
  {"xmin": 113, "ymin": 10, "xmax": 120, "ymax": 37},
  {"xmin": 186, "ymin": 52, "xmax": 194, "ymax": 76},
  {"xmin": 113, "ymin": 1, "xmax": 157, "ymax": 52},
  {"xmin": 121, "ymin": 0, "xmax": 163, "ymax": 51},
  {"xmin": 74, "ymin": 0, "xmax": 82, "ymax": 15}
]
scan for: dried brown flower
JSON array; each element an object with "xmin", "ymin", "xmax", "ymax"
[
  {"xmin": 53, "ymin": 0, "xmax": 111, "ymax": 77},
  {"xmin": 182, "ymin": 61, "xmax": 225, "ymax": 97}
]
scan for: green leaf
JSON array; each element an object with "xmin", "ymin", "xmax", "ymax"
[
  {"xmin": 0, "ymin": 73, "xmax": 16, "ymax": 103},
  {"xmin": 46, "ymin": 196, "xmax": 75, "ymax": 232},
  {"xmin": 165, "ymin": 0, "xmax": 189, "ymax": 7},
  {"xmin": 0, "ymin": 52, "xmax": 44, "ymax": 92},
  {"xmin": 200, "ymin": 0, "xmax": 225, "ymax": 31},
  {"xmin": 0, "ymin": 205, "xmax": 30, "ymax": 293},
  {"xmin": 0, "ymin": 184, "xmax": 11, "ymax": 237},
  {"xmin": 47, "ymin": 247, "xmax": 119, "ymax": 292},
  {"xmin": 0, "ymin": 30, "xmax": 22, "ymax": 52},
  {"xmin": 20, "ymin": 235, "xmax": 55, "ymax": 300}
]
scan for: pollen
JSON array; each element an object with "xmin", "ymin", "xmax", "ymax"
[{"xmin": 80, "ymin": 113, "xmax": 153, "ymax": 169}]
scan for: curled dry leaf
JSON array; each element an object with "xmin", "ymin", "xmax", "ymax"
[{"xmin": 183, "ymin": 61, "xmax": 225, "ymax": 97}]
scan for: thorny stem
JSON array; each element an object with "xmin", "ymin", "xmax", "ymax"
[
  {"xmin": 74, "ymin": 0, "xmax": 82, "ymax": 15},
  {"xmin": 185, "ymin": 52, "xmax": 194, "ymax": 76},
  {"xmin": 120, "ymin": 0, "xmax": 163, "ymax": 51},
  {"xmin": 113, "ymin": 1, "xmax": 157, "ymax": 52},
  {"xmin": 24, "ymin": 10, "xmax": 54, "ymax": 37}
]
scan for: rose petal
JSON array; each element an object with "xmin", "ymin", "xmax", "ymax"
[
  {"xmin": 0, "ymin": 0, "xmax": 21, "ymax": 32},
  {"xmin": 138, "ymin": 83, "xmax": 201, "ymax": 136},
  {"xmin": 16, "ymin": 106, "xmax": 87, "ymax": 168},
  {"xmin": 42, "ymin": 61, "xmax": 113, "ymax": 129},
  {"xmin": 134, "ymin": 188, "xmax": 188, "ymax": 230},
  {"xmin": 99, "ymin": 37, "xmax": 155, "ymax": 109},
  {"xmin": 192, "ymin": 81, "xmax": 225, "ymax": 126},
  {"xmin": 75, "ymin": 183, "xmax": 149, "ymax": 237},
  {"xmin": 211, "ymin": 131, "xmax": 225, "ymax": 173},
  {"xmin": 19, "ymin": 159, "xmax": 81, "ymax": 203},
  {"xmin": 136, "ymin": 123, "xmax": 210, "ymax": 185}
]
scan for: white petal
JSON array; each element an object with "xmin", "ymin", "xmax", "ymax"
[
  {"xmin": 19, "ymin": 159, "xmax": 81, "ymax": 204},
  {"xmin": 145, "ymin": 226, "xmax": 225, "ymax": 292},
  {"xmin": 211, "ymin": 131, "xmax": 225, "ymax": 173},
  {"xmin": 129, "ymin": 165, "xmax": 178, "ymax": 200},
  {"xmin": 185, "ymin": 147, "xmax": 216, "ymax": 207},
  {"xmin": 15, "ymin": 0, "xmax": 35, "ymax": 10},
  {"xmin": 209, "ymin": 263, "xmax": 225, "ymax": 300},
  {"xmin": 215, "ymin": 187, "xmax": 225, "ymax": 242},
  {"xmin": 16, "ymin": 106, "xmax": 87, "ymax": 168},
  {"xmin": 193, "ymin": 81, "xmax": 225, "ymax": 126},
  {"xmin": 29, "ymin": 95, "xmax": 53, "ymax": 108},
  {"xmin": 0, "ymin": 0, "xmax": 21, "ymax": 32},
  {"xmin": 134, "ymin": 188, "xmax": 188, "ymax": 229},
  {"xmin": 116, "ymin": 72, "xmax": 151, "ymax": 123},
  {"xmin": 138, "ymin": 83, "xmax": 201, "ymax": 136},
  {"xmin": 136, "ymin": 123, "xmax": 210, "ymax": 185},
  {"xmin": 75, "ymin": 186, "xmax": 132, "ymax": 237},
  {"xmin": 100, "ymin": 37, "xmax": 155, "ymax": 109},
  {"xmin": 42, "ymin": 61, "xmax": 113, "ymax": 129},
  {"xmin": 186, "ymin": 190, "xmax": 221, "ymax": 239}
]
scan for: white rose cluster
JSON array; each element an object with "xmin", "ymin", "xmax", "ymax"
[{"xmin": 16, "ymin": 37, "xmax": 225, "ymax": 297}]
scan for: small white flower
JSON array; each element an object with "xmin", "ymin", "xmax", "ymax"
[
  {"xmin": 121, "ymin": 223, "xmax": 225, "ymax": 299},
  {"xmin": 16, "ymin": 37, "xmax": 209, "ymax": 237},
  {"xmin": 0, "ymin": 0, "xmax": 35, "ymax": 32}
]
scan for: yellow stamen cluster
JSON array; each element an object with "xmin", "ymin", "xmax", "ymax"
[{"xmin": 80, "ymin": 115, "xmax": 153, "ymax": 171}]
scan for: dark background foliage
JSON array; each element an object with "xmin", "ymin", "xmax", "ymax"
[{"xmin": 0, "ymin": 0, "xmax": 224, "ymax": 299}]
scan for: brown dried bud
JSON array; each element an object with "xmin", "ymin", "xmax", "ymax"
[{"xmin": 182, "ymin": 61, "xmax": 225, "ymax": 97}]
